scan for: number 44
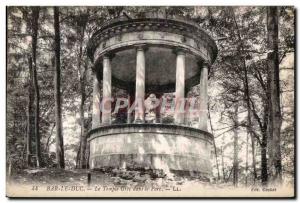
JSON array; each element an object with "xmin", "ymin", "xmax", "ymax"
[{"xmin": 32, "ymin": 186, "xmax": 38, "ymax": 191}]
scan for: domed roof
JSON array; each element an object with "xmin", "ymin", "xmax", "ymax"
[{"xmin": 87, "ymin": 12, "xmax": 218, "ymax": 93}]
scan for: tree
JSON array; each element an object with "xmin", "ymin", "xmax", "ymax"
[
  {"xmin": 77, "ymin": 10, "xmax": 89, "ymax": 169},
  {"xmin": 267, "ymin": 6, "xmax": 282, "ymax": 183},
  {"xmin": 231, "ymin": 9, "xmax": 258, "ymax": 183},
  {"xmin": 232, "ymin": 104, "xmax": 239, "ymax": 187},
  {"xmin": 208, "ymin": 103, "xmax": 220, "ymax": 180},
  {"xmin": 26, "ymin": 56, "xmax": 34, "ymax": 166},
  {"xmin": 54, "ymin": 6, "xmax": 65, "ymax": 168},
  {"xmin": 5, "ymin": 6, "xmax": 294, "ymax": 187},
  {"xmin": 31, "ymin": 6, "xmax": 42, "ymax": 167}
]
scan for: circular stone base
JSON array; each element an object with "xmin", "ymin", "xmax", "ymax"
[{"xmin": 88, "ymin": 124, "xmax": 213, "ymax": 176}]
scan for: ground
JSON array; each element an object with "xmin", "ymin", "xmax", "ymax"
[
  {"xmin": 7, "ymin": 168, "xmax": 295, "ymax": 197},
  {"xmin": 8, "ymin": 167, "xmax": 212, "ymax": 189}
]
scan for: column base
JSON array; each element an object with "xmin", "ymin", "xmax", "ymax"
[
  {"xmin": 100, "ymin": 121, "xmax": 111, "ymax": 126},
  {"xmin": 133, "ymin": 118, "xmax": 145, "ymax": 124},
  {"xmin": 174, "ymin": 121, "xmax": 185, "ymax": 126}
]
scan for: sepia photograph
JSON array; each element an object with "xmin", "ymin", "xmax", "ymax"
[{"xmin": 6, "ymin": 5, "xmax": 295, "ymax": 198}]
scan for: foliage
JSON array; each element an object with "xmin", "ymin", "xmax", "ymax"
[{"xmin": 6, "ymin": 6, "xmax": 294, "ymax": 186}]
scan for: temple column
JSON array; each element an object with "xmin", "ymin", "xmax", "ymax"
[
  {"xmin": 134, "ymin": 45, "xmax": 146, "ymax": 123},
  {"xmin": 174, "ymin": 50, "xmax": 186, "ymax": 124},
  {"xmin": 127, "ymin": 94, "xmax": 131, "ymax": 124},
  {"xmin": 198, "ymin": 62, "xmax": 209, "ymax": 131},
  {"xmin": 127, "ymin": 90, "xmax": 134, "ymax": 124},
  {"xmin": 92, "ymin": 74, "xmax": 101, "ymax": 128},
  {"xmin": 102, "ymin": 55, "xmax": 112, "ymax": 125}
]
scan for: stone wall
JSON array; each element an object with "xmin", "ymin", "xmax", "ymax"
[{"xmin": 88, "ymin": 124, "xmax": 213, "ymax": 176}]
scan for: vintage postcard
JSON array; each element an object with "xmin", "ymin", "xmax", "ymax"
[{"xmin": 6, "ymin": 6, "xmax": 295, "ymax": 198}]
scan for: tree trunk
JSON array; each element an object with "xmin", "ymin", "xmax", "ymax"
[
  {"xmin": 75, "ymin": 89, "xmax": 86, "ymax": 169},
  {"xmin": 261, "ymin": 129, "xmax": 268, "ymax": 185},
  {"xmin": 76, "ymin": 144, "xmax": 81, "ymax": 168},
  {"xmin": 54, "ymin": 6, "xmax": 65, "ymax": 169},
  {"xmin": 31, "ymin": 7, "xmax": 42, "ymax": 168},
  {"xmin": 221, "ymin": 135, "xmax": 226, "ymax": 182},
  {"xmin": 26, "ymin": 56, "xmax": 34, "ymax": 167},
  {"xmin": 232, "ymin": 10, "xmax": 258, "ymax": 183},
  {"xmin": 46, "ymin": 124, "xmax": 55, "ymax": 153},
  {"xmin": 77, "ymin": 17, "xmax": 88, "ymax": 169},
  {"xmin": 85, "ymin": 141, "xmax": 90, "ymax": 169},
  {"xmin": 76, "ymin": 9, "xmax": 89, "ymax": 168},
  {"xmin": 78, "ymin": 82, "xmax": 86, "ymax": 168},
  {"xmin": 250, "ymin": 135, "xmax": 257, "ymax": 183},
  {"xmin": 245, "ymin": 132, "xmax": 249, "ymax": 186},
  {"xmin": 233, "ymin": 104, "xmax": 239, "ymax": 187},
  {"xmin": 208, "ymin": 104, "xmax": 220, "ymax": 180},
  {"xmin": 267, "ymin": 6, "xmax": 282, "ymax": 183}
]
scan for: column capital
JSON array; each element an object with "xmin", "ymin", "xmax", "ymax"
[
  {"xmin": 202, "ymin": 61, "xmax": 211, "ymax": 68},
  {"xmin": 103, "ymin": 52, "xmax": 115, "ymax": 60},
  {"xmin": 197, "ymin": 59, "xmax": 210, "ymax": 67},
  {"xmin": 135, "ymin": 44, "xmax": 148, "ymax": 51},
  {"xmin": 173, "ymin": 47, "xmax": 188, "ymax": 56},
  {"xmin": 197, "ymin": 60, "xmax": 211, "ymax": 71}
]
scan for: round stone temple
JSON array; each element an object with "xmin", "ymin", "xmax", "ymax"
[{"xmin": 87, "ymin": 12, "xmax": 218, "ymax": 176}]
